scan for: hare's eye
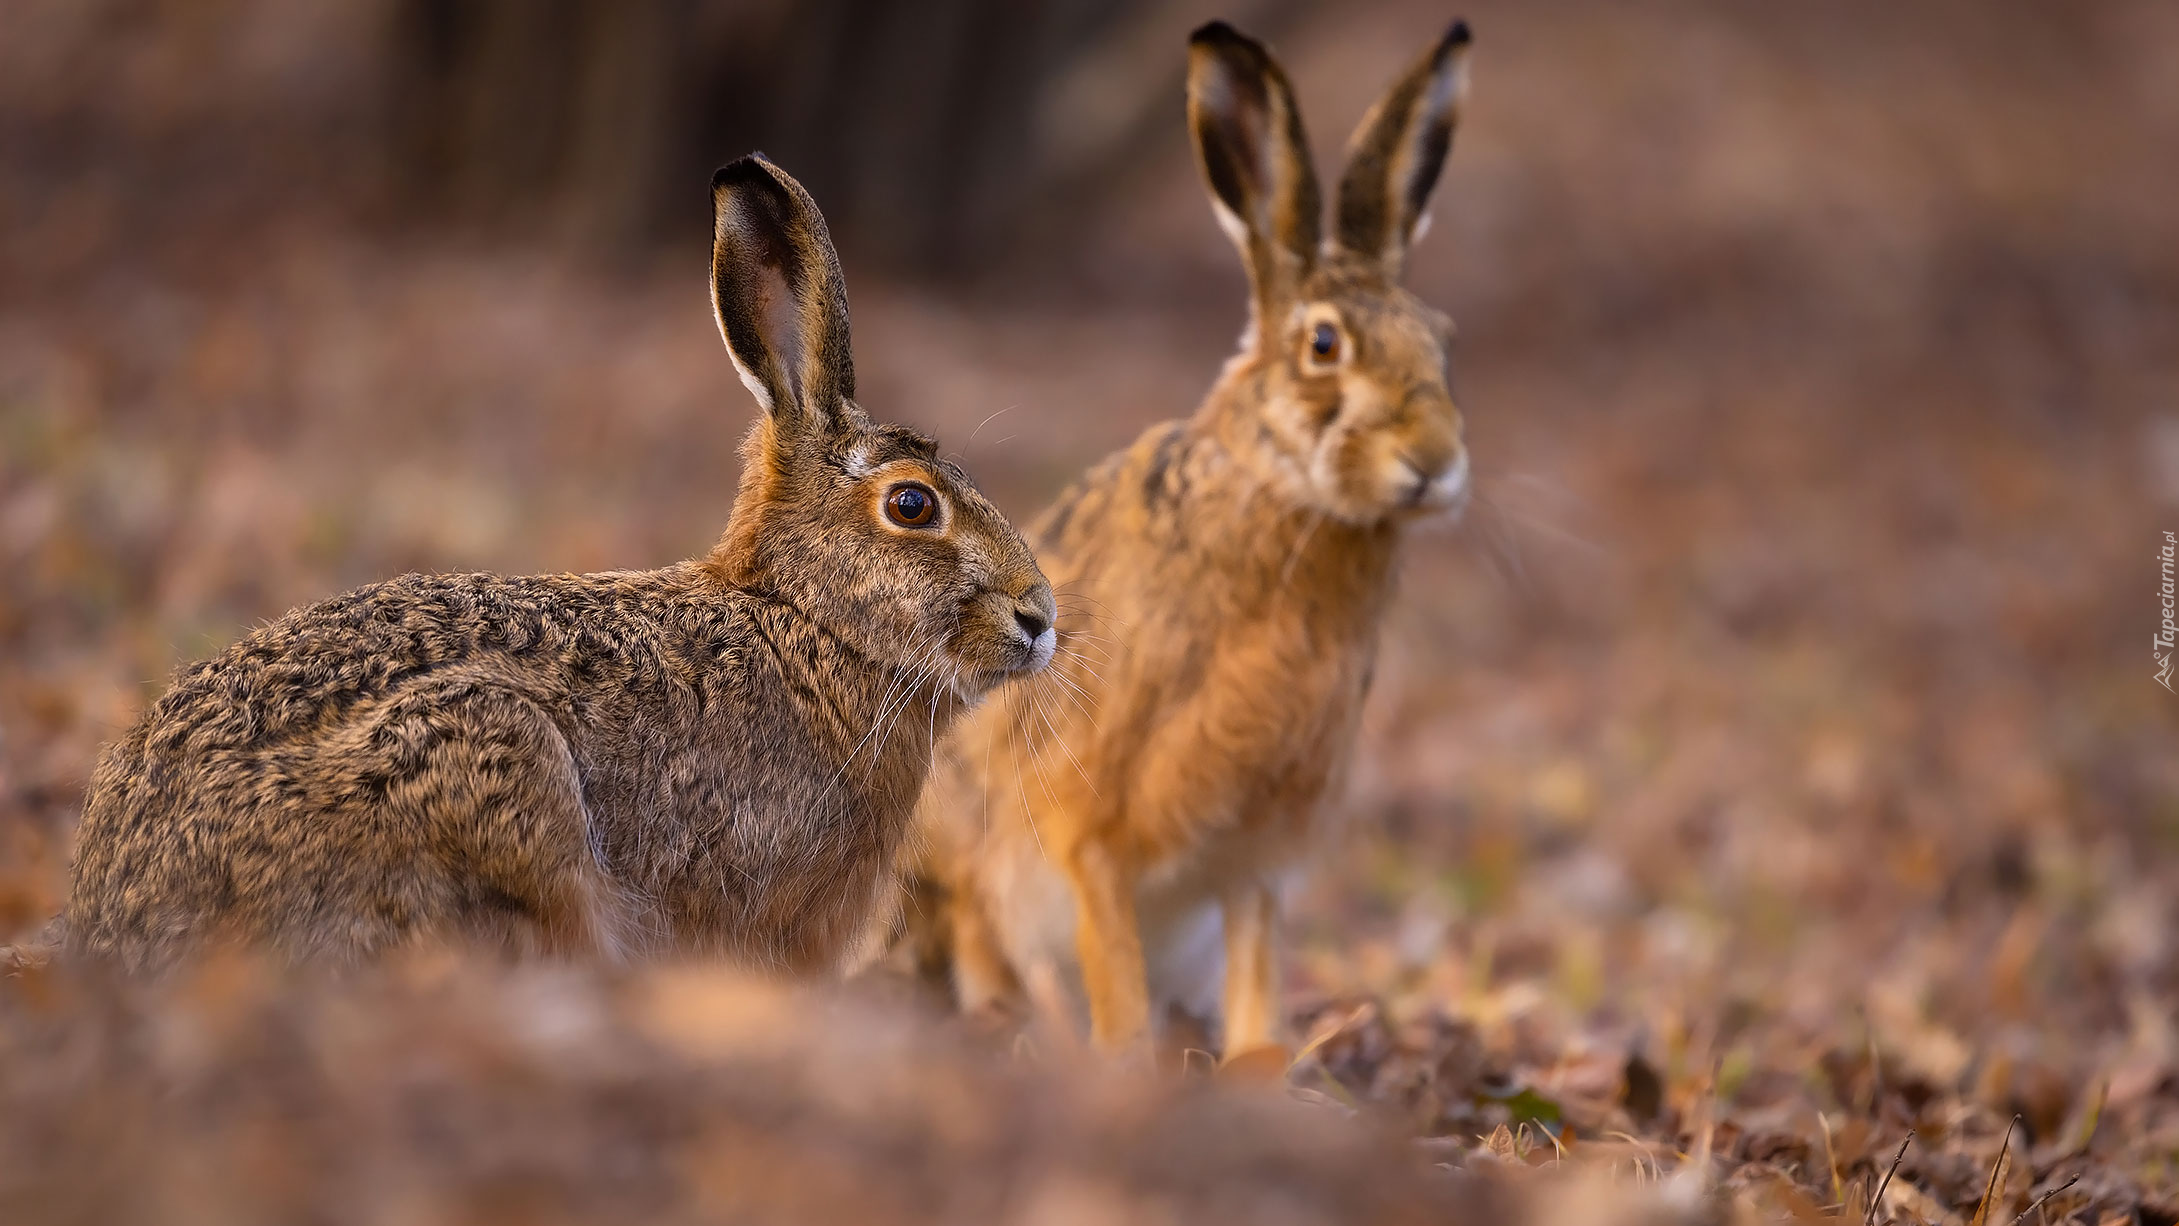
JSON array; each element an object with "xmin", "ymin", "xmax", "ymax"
[
  {"xmin": 885, "ymin": 483, "xmax": 938, "ymax": 528},
  {"xmin": 1308, "ymin": 322, "xmax": 1341, "ymax": 365}
]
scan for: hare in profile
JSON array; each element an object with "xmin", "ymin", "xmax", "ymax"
[
  {"xmin": 66, "ymin": 154, "xmax": 1057, "ymax": 973},
  {"xmin": 908, "ymin": 21, "xmax": 1472, "ymax": 1054}
]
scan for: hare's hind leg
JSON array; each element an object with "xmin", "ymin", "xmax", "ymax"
[{"xmin": 374, "ymin": 686, "xmax": 621, "ymax": 960}]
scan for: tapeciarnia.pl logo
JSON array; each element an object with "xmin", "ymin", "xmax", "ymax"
[{"xmin": 2158, "ymin": 530, "xmax": 2176, "ymax": 692}]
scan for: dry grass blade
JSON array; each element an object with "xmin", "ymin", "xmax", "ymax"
[
  {"xmin": 1688, "ymin": 1057, "xmax": 1722, "ymax": 1176},
  {"xmin": 2058, "ymin": 1078, "xmax": 2108, "ymax": 1157},
  {"xmin": 1290, "ymin": 1002, "xmax": 1375, "ymax": 1067},
  {"xmin": 1968, "ymin": 1116, "xmax": 2020, "ymax": 1226},
  {"xmin": 1819, "ymin": 1113, "xmax": 1844, "ymax": 1209},
  {"xmin": 1862, "ymin": 1007, "xmax": 1884, "ymax": 1115},
  {"xmin": 1865, "ymin": 1131, "xmax": 1913, "ymax": 1226},
  {"xmin": 2009, "ymin": 1175, "xmax": 2080, "ymax": 1226}
]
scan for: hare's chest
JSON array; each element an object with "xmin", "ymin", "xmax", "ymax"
[{"xmin": 1120, "ymin": 620, "xmax": 1376, "ymax": 863}]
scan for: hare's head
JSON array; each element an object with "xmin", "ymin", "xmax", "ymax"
[
  {"xmin": 1189, "ymin": 21, "xmax": 1472, "ymax": 525},
  {"xmin": 706, "ymin": 155, "xmax": 1055, "ymax": 698}
]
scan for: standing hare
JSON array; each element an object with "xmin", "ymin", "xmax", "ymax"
[
  {"xmin": 66, "ymin": 155, "xmax": 1057, "ymax": 973},
  {"xmin": 909, "ymin": 21, "xmax": 1472, "ymax": 1054}
]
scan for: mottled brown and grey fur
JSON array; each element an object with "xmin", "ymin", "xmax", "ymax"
[
  {"xmin": 66, "ymin": 155, "xmax": 1056, "ymax": 974},
  {"xmin": 907, "ymin": 22, "xmax": 1472, "ymax": 1055}
]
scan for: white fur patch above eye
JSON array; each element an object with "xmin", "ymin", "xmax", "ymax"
[{"xmin": 844, "ymin": 445, "xmax": 874, "ymax": 479}]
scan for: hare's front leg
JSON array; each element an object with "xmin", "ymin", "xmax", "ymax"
[
  {"xmin": 947, "ymin": 884, "xmax": 1021, "ymax": 1016},
  {"xmin": 1219, "ymin": 881, "xmax": 1283, "ymax": 1059},
  {"xmin": 1063, "ymin": 839, "xmax": 1150, "ymax": 1053}
]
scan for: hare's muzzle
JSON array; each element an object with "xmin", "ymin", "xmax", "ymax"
[
  {"xmin": 1403, "ymin": 442, "xmax": 1470, "ymax": 516},
  {"xmin": 1009, "ymin": 585, "xmax": 1058, "ymax": 674}
]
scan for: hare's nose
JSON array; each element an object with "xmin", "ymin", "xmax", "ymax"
[
  {"xmin": 1397, "ymin": 434, "xmax": 1469, "ymax": 507},
  {"xmin": 1012, "ymin": 583, "xmax": 1057, "ymax": 641},
  {"xmin": 1014, "ymin": 606, "xmax": 1050, "ymax": 641}
]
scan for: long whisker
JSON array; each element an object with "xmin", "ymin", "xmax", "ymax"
[
  {"xmin": 1280, "ymin": 509, "xmax": 1324, "ymax": 587},
  {"xmin": 1053, "ymin": 640, "xmax": 1108, "ymax": 685},
  {"xmin": 1475, "ymin": 488, "xmax": 1608, "ymax": 559},
  {"xmin": 1470, "ymin": 467, "xmax": 1607, "ymax": 557},
  {"xmin": 980, "ymin": 714, "xmax": 996, "ymax": 838},
  {"xmin": 1055, "ymin": 610, "xmax": 1130, "ymax": 634},
  {"xmin": 832, "ymin": 640, "xmax": 940, "ymax": 785},
  {"xmin": 1007, "ymin": 699, "xmax": 1048, "ymax": 860},
  {"xmin": 1466, "ymin": 491, "xmax": 1531, "ymax": 591},
  {"xmin": 864, "ymin": 652, "xmax": 945, "ymax": 783},
  {"xmin": 843, "ymin": 646, "xmax": 943, "ymax": 798},
  {"xmin": 1034, "ymin": 671, "xmax": 1097, "ymax": 727},
  {"xmin": 1021, "ymin": 698, "xmax": 1064, "ymax": 821},
  {"xmin": 1043, "ymin": 660, "xmax": 1103, "ymax": 712},
  {"xmin": 924, "ymin": 681, "xmax": 941, "ymax": 766},
  {"xmin": 1030, "ymin": 686, "xmax": 1099, "ymax": 797},
  {"xmin": 1052, "ymin": 590, "xmax": 1120, "ymax": 612},
  {"xmin": 1054, "ymin": 635, "xmax": 1114, "ymax": 667},
  {"xmin": 1058, "ymin": 628, "xmax": 1119, "ymax": 646},
  {"xmin": 832, "ymin": 640, "xmax": 936, "ymax": 783},
  {"xmin": 1054, "ymin": 610, "xmax": 1129, "ymax": 637},
  {"xmin": 1056, "ymin": 621, "xmax": 1125, "ymax": 645},
  {"xmin": 965, "ymin": 403, "xmax": 1021, "ymax": 452},
  {"xmin": 1040, "ymin": 687, "xmax": 1094, "ymax": 731},
  {"xmin": 1058, "ymin": 622, "xmax": 1124, "ymax": 644},
  {"xmin": 1052, "ymin": 589, "xmax": 1118, "ymax": 607}
]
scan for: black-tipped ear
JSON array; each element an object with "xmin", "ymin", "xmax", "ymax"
[
  {"xmin": 710, "ymin": 154, "xmax": 854, "ymax": 435},
  {"xmin": 1334, "ymin": 20, "xmax": 1471, "ymax": 276},
  {"xmin": 1186, "ymin": 21, "xmax": 1321, "ymax": 320}
]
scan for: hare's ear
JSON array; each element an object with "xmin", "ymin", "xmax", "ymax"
[
  {"xmin": 711, "ymin": 154, "xmax": 855, "ymax": 437},
  {"xmin": 1334, "ymin": 21, "xmax": 1471, "ymax": 277},
  {"xmin": 1186, "ymin": 22, "xmax": 1320, "ymax": 322}
]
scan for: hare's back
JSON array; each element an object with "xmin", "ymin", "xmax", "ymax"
[
  {"xmin": 75, "ymin": 565, "xmax": 732, "ymax": 871},
  {"xmin": 137, "ymin": 568, "xmax": 716, "ymax": 759},
  {"xmin": 67, "ymin": 565, "xmax": 733, "ymax": 963}
]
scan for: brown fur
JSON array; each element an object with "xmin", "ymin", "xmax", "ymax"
[
  {"xmin": 907, "ymin": 22, "xmax": 1473, "ymax": 1053},
  {"xmin": 65, "ymin": 155, "xmax": 1055, "ymax": 974}
]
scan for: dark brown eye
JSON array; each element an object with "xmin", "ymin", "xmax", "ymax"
[
  {"xmin": 1308, "ymin": 322, "xmax": 1340, "ymax": 364},
  {"xmin": 885, "ymin": 483, "xmax": 937, "ymax": 527}
]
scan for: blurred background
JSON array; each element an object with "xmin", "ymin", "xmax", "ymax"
[{"xmin": 3, "ymin": 0, "xmax": 2178, "ymax": 1219}]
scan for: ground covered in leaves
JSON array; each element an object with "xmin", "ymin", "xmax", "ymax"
[{"xmin": 3, "ymin": 1, "xmax": 2177, "ymax": 1222}]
